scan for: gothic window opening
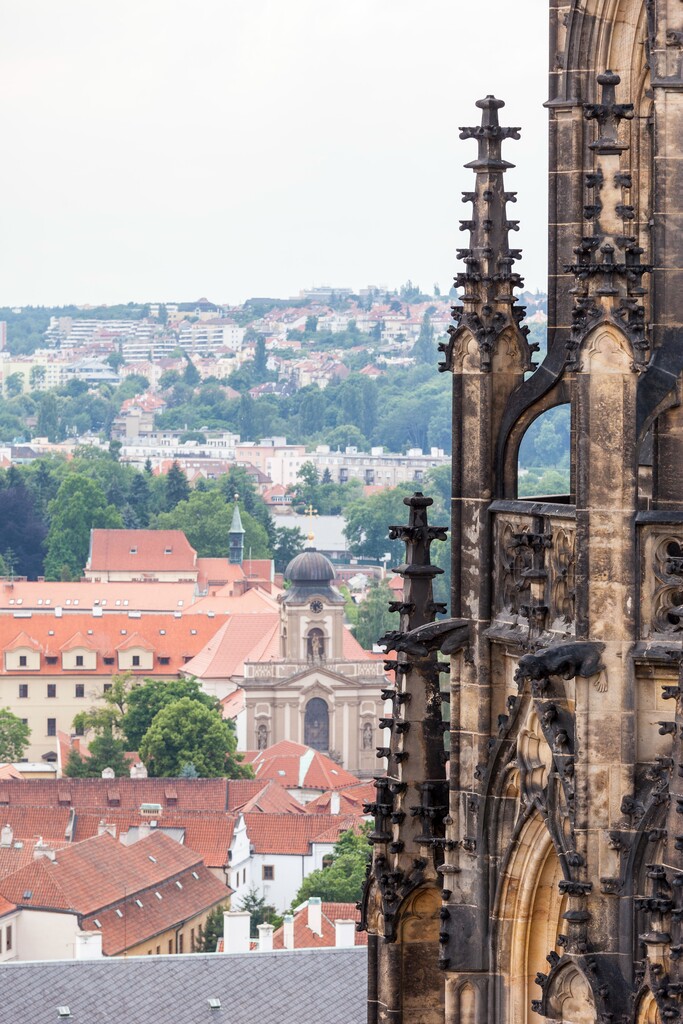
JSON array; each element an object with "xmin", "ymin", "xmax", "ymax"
[
  {"xmin": 304, "ymin": 697, "xmax": 329, "ymax": 751},
  {"xmin": 517, "ymin": 404, "xmax": 570, "ymax": 500}
]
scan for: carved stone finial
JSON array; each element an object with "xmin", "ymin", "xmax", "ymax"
[{"xmin": 440, "ymin": 96, "xmax": 533, "ymax": 374}]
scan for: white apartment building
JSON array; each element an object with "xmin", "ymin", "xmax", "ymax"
[{"xmin": 308, "ymin": 445, "xmax": 450, "ymax": 487}]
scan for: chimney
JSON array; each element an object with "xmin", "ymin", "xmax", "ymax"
[
  {"xmin": 137, "ymin": 822, "xmax": 151, "ymax": 840},
  {"xmin": 330, "ymin": 791, "xmax": 341, "ymax": 814},
  {"xmin": 222, "ymin": 911, "xmax": 251, "ymax": 954},
  {"xmin": 307, "ymin": 897, "xmax": 322, "ymax": 936},
  {"xmin": 257, "ymin": 922, "xmax": 273, "ymax": 952},
  {"xmin": 129, "ymin": 762, "xmax": 148, "ymax": 779},
  {"xmin": 0, "ymin": 824, "xmax": 13, "ymax": 848},
  {"xmin": 34, "ymin": 837, "xmax": 55, "ymax": 862},
  {"xmin": 75, "ymin": 930, "xmax": 103, "ymax": 959},
  {"xmin": 334, "ymin": 919, "xmax": 356, "ymax": 948},
  {"xmin": 97, "ymin": 820, "xmax": 116, "ymax": 838},
  {"xmin": 283, "ymin": 913, "xmax": 294, "ymax": 950}
]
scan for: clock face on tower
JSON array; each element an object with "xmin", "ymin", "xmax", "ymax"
[{"xmin": 309, "ymin": 600, "xmax": 323, "ymax": 613}]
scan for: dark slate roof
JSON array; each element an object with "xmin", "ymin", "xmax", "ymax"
[{"xmin": 0, "ymin": 947, "xmax": 367, "ymax": 1024}]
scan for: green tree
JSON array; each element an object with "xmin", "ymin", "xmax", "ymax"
[
  {"xmin": 292, "ymin": 826, "xmax": 371, "ymax": 906},
  {"xmin": 165, "ymin": 461, "xmax": 190, "ymax": 510},
  {"xmin": 343, "ymin": 487, "xmax": 409, "ymax": 563},
  {"xmin": 128, "ymin": 473, "xmax": 151, "ymax": 527},
  {"xmin": 122, "ymin": 676, "xmax": 218, "ymax": 750},
  {"xmin": 4, "ymin": 372, "xmax": 24, "ymax": 398},
  {"xmin": 236, "ymin": 887, "xmax": 280, "ymax": 937},
  {"xmin": 253, "ymin": 336, "xmax": 268, "ymax": 380},
  {"xmin": 29, "ymin": 365, "xmax": 46, "ymax": 390},
  {"xmin": 44, "ymin": 476, "xmax": 123, "ymax": 580},
  {"xmin": 139, "ymin": 698, "xmax": 252, "ymax": 778},
  {"xmin": 152, "ymin": 490, "xmax": 271, "ymax": 558},
  {"xmin": 84, "ymin": 726, "xmax": 130, "ymax": 776},
  {"xmin": 412, "ymin": 312, "xmax": 436, "ymax": 364},
  {"xmin": 183, "ymin": 356, "xmax": 201, "ymax": 387},
  {"xmin": 0, "ymin": 708, "xmax": 31, "ymax": 762},
  {"xmin": 273, "ymin": 525, "xmax": 305, "ymax": 574},
  {"xmin": 194, "ymin": 904, "xmax": 229, "ymax": 952},
  {"xmin": 64, "ymin": 725, "xmax": 129, "ymax": 778},
  {"xmin": 72, "ymin": 672, "xmax": 133, "ymax": 738},
  {"xmin": 352, "ymin": 579, "xmax": 399, "ymax": 650}
]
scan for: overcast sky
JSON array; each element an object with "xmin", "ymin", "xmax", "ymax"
[{"xmin": 0, "ymin": 1, "xmax": 549, "ymax": 307}]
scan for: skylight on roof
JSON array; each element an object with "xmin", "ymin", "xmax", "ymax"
[
  {"xmin": 155, "ymin": 892, "xmax": 162, "ymax": 900},
  {"xmin": 22, "ymin": 890, "xmax": 32, "ymax": 900},
  {"xmin": 176, "ymin": 881, "xmax": 183, "ymax": 889},
  {"xmin": 148, "ymin": 855, "xmax": 157, "ymax": 863},
  {"xmin": 192, "ymin": 871, "xmax": 199, "ymax": 880},
  {"xmin": 130, "ymin": 547, "xmax": 137, "ymax": 554},
  {"xmin": 208, "ymin": 998, "xmax": 221, "ymax": 1009},
  {"xmin": 115, "ymin": 909, "xmax": 123, "ymax": 918},
  {"xmin": 57, "ymin": 1008, "xmax": 71, "ymax": 1018},
  {"xmin": 135, "ymin": 899, "xmax": 143, "ymax": 907},
  {"xmin": 94, "ymin": 919, "xmax": 101, "ymax": 928}
]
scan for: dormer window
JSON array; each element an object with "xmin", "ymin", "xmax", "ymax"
[
  {"xmin": 129, "ymin": 547, "xmax": 137, "ymax": 554},
  {"xmin": 164, "ymin": 548, "xmax": 172, "ymax": 555}
]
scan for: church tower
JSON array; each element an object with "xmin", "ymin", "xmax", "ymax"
[{"xmin": 364, "ymin": 3, "xmax": 683, "ymax": 1022}]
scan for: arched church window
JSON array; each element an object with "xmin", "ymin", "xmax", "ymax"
[
  {"xmin": 517, "ymin": 404, "xmax": 570, "ymax": 499},
  {"xmin": 304, "ymin": 698, "xmax": 329, "ymax": 751},
  {"xmin": 307, "ymin": 628, "xmax": 325, "ymax": 662}
]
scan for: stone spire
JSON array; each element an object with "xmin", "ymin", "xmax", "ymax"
[
  {"xmin": 445, "ymin": 95, "xmax": 531, "ymax": 371},
  {"xmin": 564, "ymin": 71, "xmax": 651, "ymax": 366},
  {"xmin": 361, "ymin": 493, "xmax": 469, "ymax": 953},
  {"xmin": 229, "ymin": 495, "xmax": 245, "ymax": 565}
]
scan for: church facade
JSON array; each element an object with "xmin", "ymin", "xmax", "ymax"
[{"xmin": 363, "ymin": 3, "xmax": 683, "ymax": 1023}]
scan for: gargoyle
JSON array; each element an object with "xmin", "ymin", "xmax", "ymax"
[
  {"xmin": 515, "ymin": 642, "xmax": 606, "ymax": 689},
  {"xmin": 378, "ymin": 618, "xmax": 470, "ymax": 658}
]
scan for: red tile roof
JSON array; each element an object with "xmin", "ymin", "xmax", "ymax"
[
  {"xmin": 243, "ymin": 813, "xmax": 358, "ymax": 855},
  {"xmin": 0, "ymin": 806, "xmax": 72, "ymax": 843},
  {"xmin": 0, "ymin": 581, "xmax": 199, "ymax": 613},
  {"xmin": 272, "ymin": 901, "xmax": 366, "ymax": 948},
  {"xmin": 87, "ymin": 530, "xmax": 197, "ymax": 573},
  {"xmin": 238, "ymin": 779, "xmax": 306, "ymax": 815},
  {"xmin": 82, "ymin": 860, "xmax": 229, "ymax": 955},
  {"xmin": 0, "ymin": 838, "xmax": 71, "ymax": 879},
  {"xmin": 0, "ymin": 778, "xmax": 233, "ymax": 811},
  {"xmin": 0, "ymin": 612, "xmax": 227, "ymax": 677},
  {"xmin": 0, "ymin": 894, "xmax": 15, "ymax": 917},
  {"xmin": 71, "ymin": 812, "xmax": 237, "ymax": 869},
  {"xmin": 0, "ymin": 831, "xmax": 224, "ymax": 923},
  {"xmin": 182, "ymin": 613, "xmax": 280, "ymax": 680},
  {"xmin": 246, "ymin": 741, "xmax": 360, "ymax": 791},
  {"xmin": 304, "ymin": 782, "xmax": 376, "ymax": 816}
]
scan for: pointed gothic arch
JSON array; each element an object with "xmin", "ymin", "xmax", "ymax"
[{"xmin": 492, "ymin": 810, "xmax": 568, "ymax": 1023}]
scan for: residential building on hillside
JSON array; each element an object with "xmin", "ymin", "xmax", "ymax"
[
  {"xmin": 307, "ymin": 444, "xmax": 449, "ymax": 487},
  {"xmin": 0, "ymin": 830, "xmax": 230, "ymax": 959}
]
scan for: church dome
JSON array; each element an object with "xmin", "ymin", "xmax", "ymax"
[{"xmin": 285, "ymin": 548, "xmax": 335, "ymax": 584}]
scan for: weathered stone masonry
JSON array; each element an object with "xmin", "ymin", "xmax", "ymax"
[{"xmin": 363, "ymin": 2, "xmax": 683, "ymax": 1022}]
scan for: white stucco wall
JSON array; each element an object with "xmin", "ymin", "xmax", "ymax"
[{"xmin": 17, "ymin": 909, "xmax": 80, "ymax": 960}]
